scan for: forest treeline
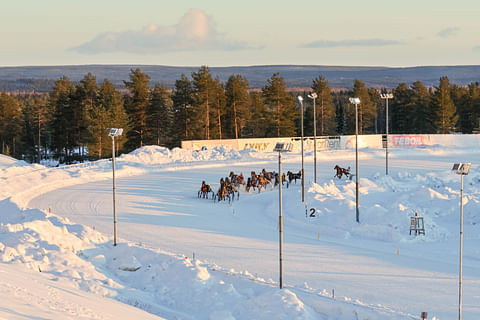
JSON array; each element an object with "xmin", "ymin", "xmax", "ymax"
[{"xmin": 0, "ymin": 66, "xmax": 479, "ymax": 163}]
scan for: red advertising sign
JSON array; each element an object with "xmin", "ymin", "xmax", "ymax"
[{"xmin": 391, "ymin": 136, "xmax": 425, "ymax": 147}]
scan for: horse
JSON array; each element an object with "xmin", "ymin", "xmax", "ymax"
[
  {"xmin": 287, "ymin": 171, "xmax": 302, "ymax": 187},
  {"xmin": 261, "ymin": 169, "xmax": 274, "ymax": 182},
  {"xmin": 274, "ymin": 173, "xmax": 287, "ymax": 186},
  {"xmin": 229, "ymin": 171, "xmax": 245, "ymax": 187},
  {"xmin": 334, "ymin": 165, "xmax": 352, "ymax": 180},
  {"xmin": 256, "ymin": 175, "xmax": 271, "ymax": 192},
  {"xmin": 214, "ymin": 177, "xmax": 239, "ymax": 203},
  {"xmin": 198, "ymin": 181, "xmax": 213, "ymax": 199}
]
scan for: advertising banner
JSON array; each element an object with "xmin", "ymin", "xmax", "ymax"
[{"xmin": 391, "ymin": 136, "xmax": 425, "ymax": 147}]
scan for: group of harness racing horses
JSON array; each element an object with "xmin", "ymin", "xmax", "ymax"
[{"xmin": 198, "ymin": 169, "xmax": 303, "ymax": 203}]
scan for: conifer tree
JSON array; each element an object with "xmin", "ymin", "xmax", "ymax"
[
  {"xmin": 73, "ymin": 73, "xmax": 98, "ymax": 159},
  {"xmin": 211, "ymin": 77, "xmax": 226, "ymax": 140},
  {"xmin": 146, "ymin": 84, "xmax": 173, "ymax": 146},
  {"xmin": 191, "ymin": 66, "xmax": 215, "ymax": 140},
  {"xmin": 451, "ymin": 84, "xmax": 472, "ymax": 133},
  {"xmin": 225, "ymin": 75, "xmax": 250, "ymax": 139},
  {"xmin": 431, "ymin": 77, "xmax": 458, "ymax": 133},
  {"xmin": 346, "ymin": 80, "xmax": 374, "ymax": 134},
  {"xmin": 49, "ymin": 76, "xmax": 76, "ymax": 162},
  {"xmin": 262, "ymin": 73, "xmax": 296, "ymax": 137},
  {"xmin": 0, "ymin": 92, "xmax": 24, "ymax": 158},
  {"xmin": 21, "ymin": 94, "xmax": 49, "ymax": 162},
  {"xmin": 243, "ymin": 91, "xmax": 272, "ymax": 138},
  {"xmin": 390, "ymin": 83, "xmax": 412, "ymax": 133},
  {"xmin": 410, "ymin": 81, "xmax": 434, "ymax": 133},
  {"xmin": 124, "ymin": 68, "xmax": 151, "ymax": 150},
  {"xmin": 172, "ymin": 74, "xmax": 194, "ymax": 146},
  {"xmin": 87, "ymin": 79, "xmax": 127, "ymax": 158},
  {"xmin": 311, "ymin": 76, "xmax": 336, "ymax": 135}
]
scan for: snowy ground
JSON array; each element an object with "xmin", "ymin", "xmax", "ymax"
[{"xmin": 1, "ymin": 144, "xmax": 479, "ymax": 319}]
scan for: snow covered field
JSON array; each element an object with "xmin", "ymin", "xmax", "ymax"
[{"xmin": 1, "ymin": 144, "xmax": 479, "ymax": 319}]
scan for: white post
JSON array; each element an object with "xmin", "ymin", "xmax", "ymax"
[
  {"xmin": 385, "ymin": 96, "xmax": 389, "ymax": 175},
  {"xmin": 355, "ymin": 103, "xmax": 359, "ymax": 223},
  {"xmin": 112, "ymin": 136, "xmax": 117, "ymax": 246},
  {"xmin": 278, "ymin": 151, "xmax": 283, "ymax": 289},
  {"xmin": 311, "ymin": 94, "xmax": 317, "ymax": 183},
  {"xmin": 459, "ymin": 173, "xmax": 464, "ymax": 320},
  {"xmin": 381, "ymin": 93, "xmax": 393, "ymax": 175}
]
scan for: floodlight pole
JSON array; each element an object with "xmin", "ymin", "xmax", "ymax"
[
  {"xmin": 112, "ymin": 135, "xmax": 118, "ymax": 246},
  {"xmin": 355, "ymin": 102, "xmax": 359, "ymax": 223},
  {"xmin": 381, "ymin": 93, "xmax": 393, "ymax": 175},
  {"xmin": 459, "ymin": 172, "xmax": 464, "ymax": 320},
  {"xmin": 349, "ymin": 98, "xmax": 360, "ymax": 223},
  {"xmin": 452, "ymin": 163, "xmax": 470, "ymax": 320},
  {"xmin": 298, "ymin": 96, "xmax": 305, "ymax": 202},
  {"xmin": 109, "ymin": 128, "xmax": 123, "ymax": 247},
  {"xmin": 278, "ymin": 150, "xmax": 284, "ymax": 289},
  {"xmin": 275, "ymin": 142, "xmax": 291, "ymax": 289},
  {"xmin": 308, "ymin": 93, "xmax": 318, "ymax": 183}
]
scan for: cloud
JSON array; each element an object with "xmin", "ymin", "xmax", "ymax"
[
  {"xmin": 300, "ymin": 39, "xmax": 403, "ymax": 48},
  {"xmin": 71, "ymin": 9, "xmax": 254, "ymax": 54},
  {"xmin": 436, "ymin": 27, "xmax": 460, "ymax": 38}
]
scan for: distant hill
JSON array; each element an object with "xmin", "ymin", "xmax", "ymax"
[{"xmin": 0, "ymin": 64, "xmax": 478, "ymax": 92}]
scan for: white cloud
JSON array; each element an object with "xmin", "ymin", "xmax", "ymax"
[
  {"xmin": 436, "ymin": 27, "xmax": 460, "ymax": 38},
  {"xmin": 300, "ymin": 39, "xmax": 403, "ymax": 48},
  {"xmin": 71, "ymin": 9, "xmax": 254, "ymax": 54}
]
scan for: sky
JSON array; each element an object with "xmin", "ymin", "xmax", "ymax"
[{"xmin": 1, "ymin": 0, "xmax": 479, "ymax": 67}]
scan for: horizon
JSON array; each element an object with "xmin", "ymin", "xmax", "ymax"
[{"xmin": 1, "ymin": 62, "xmax": 479, "ymax": 69}]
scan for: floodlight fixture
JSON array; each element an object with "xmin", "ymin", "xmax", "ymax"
[
  {"xmin": 452, "ymin": 163, "xmax": 471, "ymax": 175},
  {"xmin": 297, "ymin": 95, "xmax": 303, "ymax": 102},
  {"xmin": 380, "ymin": 93, "xmax": 393, "ymax": 99},
  {"xmin": 307, "ymin": 92, "xmax": 318, "ymax": 99},
  {"xmin": 274, "ymin": 142, "xmax": 293, "ymax": 153},
  {"xmin": 349, "ymin": 97, "xmax": 360, "ymax": 104},
  {"xmin": 109, "ymin": 128, "xmax": 123, "ymax": 137}
]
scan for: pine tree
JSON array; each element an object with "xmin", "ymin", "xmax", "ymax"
[
  {"xmin": 311, "ymin": 76, "xmax": 336, "ymax": 135},
  {"xmin": 191, "ymin": 66, "xmax": 216, "ymax": 140},
  {"xmin": 211, "ymin": 77, "xmax": 226, "ymax": 140},
  {"xmin": 431, "ymin": 77, "xmax": 458, "ymax": 133},
  {"xmin": 243, "ymin": 91, "xmax": 272, "ymax": 138},
  {"xmin": 171, "ymin": 74, "xmax": 194, "ymax": 146},
  {"xmin": 88, "ymin": 79, "xmax": 128, "ymax": 158},
  {"xmin": 73, "ymin": 73, "xmax": 98, "ymax": 159},
  {"xmin": 410, "ymin": 81, "xmax": 434, "ymax": 133},
  {"xmin": 49, "ymin": 76, "xmax": 76, "ymax": 162},
  {"xmin": 21, "ymin": 94, "xmax": 49, "ymax": 162},
  {"xmin": 225, "ymin": 75, "xmax": 250, "ymax": 139},
  {"xmin": 469, "ymin": 82, "xmax": 480, "ymax": 132},
  {"xmin": 124, "ymin": 68, "xmax": 151, "ymax": 150},
  {"xmin": 146, "ymin": 84, "xmax": 173, "ymax": 146},
  {"xmin": 350, "ymin": 80, "xmax": 376, "ymax": 134},
  {"xmin": 451, "ymin": 84, "xmax": 472, "ymax": 133},
  {"xmin": 390, "ymin": 83, "xmax": 412, "ymax": 133},
  {"xmin": 262, "ymin": 73, "xmax": 296, "ymax": 137},
  {"xmin": 0, "ymin": 92, "xmax": 24, "ymax": 158}
]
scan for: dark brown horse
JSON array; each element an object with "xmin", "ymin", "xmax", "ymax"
[{"xmin": 334, "ymin": 165, "xmax": 351, "ymax": 179}]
